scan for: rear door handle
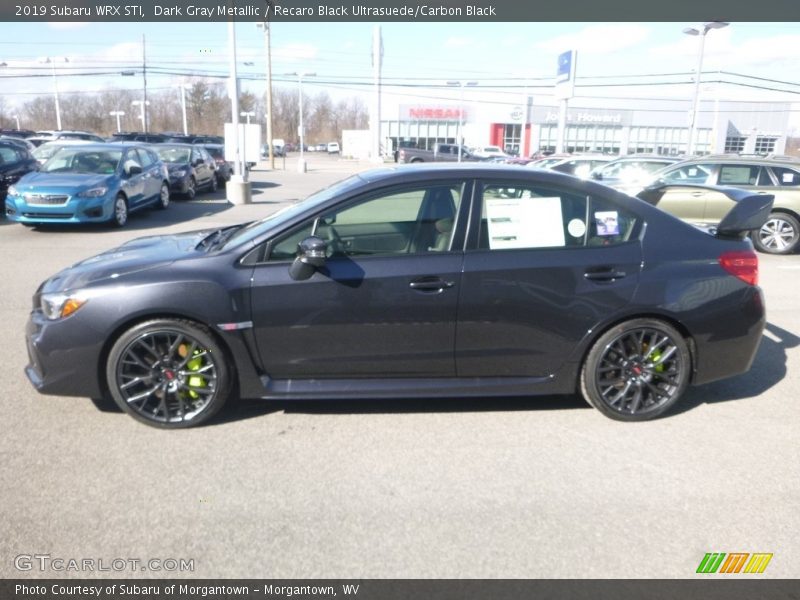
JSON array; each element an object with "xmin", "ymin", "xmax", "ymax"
[
  {"xmin": 584, "ymin": 269, "xmax": 627, "ymax": 283},
  {"xmin": 409, "ymin": 277, "xmax": 455, "ymax": 293},
  {"xmin": 691, "ymin": 191, "xmax": 705, "ymax": 197}
]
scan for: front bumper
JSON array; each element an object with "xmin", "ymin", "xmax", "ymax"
[
  {"xmin": 5, "ymin": 193, "xmax": 115, "ymax": 224},
  {"xmin": 25, "ymin": 309, "xmax": 106, "ymax": 398}
]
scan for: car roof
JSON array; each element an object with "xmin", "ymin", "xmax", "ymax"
[{"xmin": 675, "ymin": 154, "xmax": 800, "ymax": 167}]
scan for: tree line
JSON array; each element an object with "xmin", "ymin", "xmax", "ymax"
[{"xmin": 0, "ymin": 79, "xmax": 369, "ymax": 144}]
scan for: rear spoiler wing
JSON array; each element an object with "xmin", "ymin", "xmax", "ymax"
[{"xmin": 637, "ymin": 184, "xmax": 774, "ymax": 239}]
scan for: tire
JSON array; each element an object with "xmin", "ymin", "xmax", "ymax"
[
  {"xmin": 111, "ymin": 194, "xmax": 128, "ymax": 228},
  {"xmin": 580, "ymin": 318, "xmax": 690, "ymax": 421},
  {"xmin": 209, "ymin": 174, "xmax": 218, "ymax": 192},
  {"xmin": 185, "ymin": 177, "xmax": 196, "ymax": 200},
  {"xmin": 105, "ymin": 319, "xmax": 232, "ymax": 429},
  {"xmin": 156, "ymin": 182, "xmax": 169, "ymax": 210},
  {"xmin": 752, "ymin": 212, "xmax": 800, "ymax": 255}
]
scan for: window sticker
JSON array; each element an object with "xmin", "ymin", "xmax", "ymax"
[
  {"xmin": 783, "ymin": 173, "xmax": 795, "ymax": 183},
  {"xmin": 567, "ymin": 218, "xmax": 586, "ymax": 238},
  {"xmin": 594, "ymin": 211, "xmax": 619, "ymax": 236},
  {"xmin": 719, "ymin": 167, "xmax": 752, "ymax": 185},
  {"xmin": 485, "ymin": 196, "xmax": 565, "ymax": 249}
]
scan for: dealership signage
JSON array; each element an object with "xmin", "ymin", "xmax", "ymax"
[
  {"xmin": 400, "ymin": 105, "xmax": 466, "ymax": 122},
  {"xmin": 545, "ymin": 111, "xmax": 623, "ymax": 124}
]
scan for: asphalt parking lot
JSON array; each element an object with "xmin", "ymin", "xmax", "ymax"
[{"xmin": 1, "ymin": 153, "xmax": 798, "ymax": 579}]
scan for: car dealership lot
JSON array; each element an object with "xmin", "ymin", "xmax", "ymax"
[{"xmin": 1, "ymin": 154, "xmax": 798, "ymax": 578}]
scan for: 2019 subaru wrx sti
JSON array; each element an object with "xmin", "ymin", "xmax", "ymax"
[{"xmin": 25, "ymin": 164, "xmax": 771, "ymax": 428}]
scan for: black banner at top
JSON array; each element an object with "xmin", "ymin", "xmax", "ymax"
[{"xmin": 4, "ymin": 0, "xmax": 800, "ymax": 22}]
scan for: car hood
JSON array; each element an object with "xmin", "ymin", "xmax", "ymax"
[
  {"xmin": 16, "ymin": 171, "xmax": 113, "ymax": 191},
  {"xmin": 40, "ymin": 229, "xmax": 212, "ymax": 293}
]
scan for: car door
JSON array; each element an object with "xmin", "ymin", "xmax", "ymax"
[
  {"xmin": 191, "ymin": 147, "xmax": 212, "ymax": 189},
  {"xmin": 456, "ymin": 178, "xmax": 642, "ymax": 378},
  {"xmin": 249, "ymin": 181, "xmax": 469, "ymax": 378},
  {"xmin": 134, "ymin": 148, "xmax": 161, "ymax": 201},
  {"xmin": 119, "ymin": 148, "xmax": 146, "ymax": 208},
  {"xmin": 703, "ymin": 163, "xmax": 772, "ymax": 222},
  {"xmin": 649, "ymin": 162, "xmax": 715, "ymax": 224}
]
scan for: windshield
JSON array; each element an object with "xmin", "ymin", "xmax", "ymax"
[
  {"xmin": 33, "ymin": 144, "xmax": 67, "ymax": 161},
  {"xmin": 154, "ymin": 146, "xmax": 191, "ymax": 163},
  {"xmin": 40, "ymin": 148, "xmax": 122, "ymax": 174},
  {"xmin": 219, "ymin": 174, "xmax": 366, "ymax": 250}
]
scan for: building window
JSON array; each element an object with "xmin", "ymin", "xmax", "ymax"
[
  {"xmin": 503, "ymin": 124, "xmax": 521, "ymax": 156},
  {"xmin": 754, "ymin": 136, "xmax": 778, "ymax": 155},
  {"xmin": 724, "ymin": 136, "xmax": 746, "ymax": 153}
]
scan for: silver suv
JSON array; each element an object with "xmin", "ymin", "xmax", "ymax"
[{"xmin": 643, "ymin": 154, "xmax": 800, "ymax": 254}]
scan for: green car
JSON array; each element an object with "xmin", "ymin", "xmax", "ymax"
[{"xmin": 639, "ymin": 155, "xmax": 800, "ymax": 254}]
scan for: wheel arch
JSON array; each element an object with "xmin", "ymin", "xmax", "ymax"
[
  {"xmin": 573, "ymin": 311, "xmax": 698, "ymax": 387},
  {"xmin": 97, "ymin": 312, "xmax": 239, "ymax": 401}
]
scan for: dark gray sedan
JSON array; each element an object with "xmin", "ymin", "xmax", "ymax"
[{"xmin": 25, "ymin": 164, "xmax": 770, "ymax": 428}]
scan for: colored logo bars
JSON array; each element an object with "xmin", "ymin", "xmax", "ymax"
[{"xmin": 696, "ymin": 552, "xmax": 773, "ymax": 574}]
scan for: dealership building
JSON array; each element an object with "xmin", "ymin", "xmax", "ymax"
[{"xmin": 380, "ymin": 93, "xmax": 793, "ymax": 158}]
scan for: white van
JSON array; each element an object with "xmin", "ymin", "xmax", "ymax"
[{"xmin": 327, "ymin": 142, "xmax": 340, "ymax": 154}]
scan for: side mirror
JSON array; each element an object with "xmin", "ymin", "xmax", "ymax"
[
  {"xmin": 125, "ymin": 162, "xmax": 142, "ymax": 176},
  {"xmin": 591, "ymin": 171, "xmax": 602, "ymax": 180},
  {"xmin": 288, "ymin": 235, "xmax": 328, "ymax": 281}
]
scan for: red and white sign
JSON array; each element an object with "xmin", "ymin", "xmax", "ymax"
[{"xmin": 401, "ymin": 105, "xmax": 466, "ymax": 121}]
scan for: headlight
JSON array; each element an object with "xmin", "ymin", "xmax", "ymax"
[
  {"xmin": 40, "ymin": 292, "xmax": 88, "ymax": 320},
  {"xmin": 172, "ymin": 169, "xmax": 187, "ymax": 178},
  {"xmin": 7, "ymin": 185, "xmax": 18, "ymax": 196},
  {"xmin": 76, "ymin": 187, "xmax": 108, "ymax": 198}
]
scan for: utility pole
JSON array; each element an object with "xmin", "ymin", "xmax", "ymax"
[
  {"xmin": 142, "ymin": 34, "xmax": 148, "ymax": 132},
  {"xmin": 257, "ymin": 16, "xmax": 275, "ymax": 169},
  {"xmin": 371, "ymin": 26, "xmax": 383, "ymax": 162}
]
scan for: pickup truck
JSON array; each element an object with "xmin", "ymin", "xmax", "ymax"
[{"xmin": 397, "ymin": 143, "xmax": 480, "ymax": 164}]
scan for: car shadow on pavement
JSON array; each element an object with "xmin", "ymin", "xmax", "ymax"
[{"xmin": 671, "ymin": 321, "xmax": 799, "ymax": 415}]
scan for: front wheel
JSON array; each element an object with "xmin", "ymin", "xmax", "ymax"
[
  {"xmin": 185, "ymin": 177, "xmax": 196, "ymax": 200},
  {"xmin": 752, "ymin": 212, "xmax": 800, "ymax": 255},
  {"xmin": 111, "ymin": 194, "xmax": 128, "ymax": 227},
  {"xmin": 105, "ymin": 319, "xmax": 232, "ymax": 428},
  {"xmin": 209, "ymin": 174, "xmax": 218, "ymax": 192},
  {"xmin": 580, "ymin": 318, "xmax": 690, "ymax": 421}
]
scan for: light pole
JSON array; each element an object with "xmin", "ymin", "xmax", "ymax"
[
  {"xmin": 683, "ymin": 21, "xmax": 728, "ymax": 155},
  {"xmin": 446, "ymin": 80, "xmax": 477, "ymax": 162},
  {"xmin": 109, "ymin": 110, "xmax": 125, "ymax": 132},
  {"xmin": 286, "ymin": 71, "xmax": 315, "ymax": 173},
  {"xmin": 14, "ymin": 115, "xmax": 20, "ymax": 130},
  {"xmin": 40, "ymin": 57, "xmax": 68, "ymax": 130},
  {"xmin": 178, "ymin": 84, "xmax": 190, "ymax": 135},
  {"xmin": 257, "ymin": 21, "xmax": 275, "ymax": 170},
  {"xmin": 131, "ymin": 100, "xmax": 149, "ymax": 131}
]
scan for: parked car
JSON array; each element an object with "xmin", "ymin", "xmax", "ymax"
[
  {"xmin": 327, "ymin": 142, "xmax": 340, "ymax": 154},
  {"xmin": 32, "ymin": 139, "xmax": 94, "ymax": 165},
  {"xmin": 23, "ymin": 164, "xmax": 769, "ymax": 428},
  {"xmin": 0, "ymin": 136, "xmax": 36, "ymax": 152},
  {"xmin": 639, "ymin": 154, "xmax": 800, "ymax": 254},
  {"xmin": 4, "ymin": 143, "xmax": 169, "ymax": 227},
  {"xmin": 590, "ymin": 155, "xmax": 683, "ymax": 195},
  {"xmin": 202, "ymin": 144, "xmax": 232, "ymax": 186},
  {"xmin": 110, "ymin": 132, "xmax": 168, "ymax": 144},
  {"xmin": 398, "ymin": 143, "xmax": 481, "ymax": 163},
  {"xmin": 32, "ymin": 130, "xmax": 105, "ymax": 143},
  {"xmin": 260, "ymin": 143, "xmax": 285, "ymax": 159},
  {"xmin": 152, "ymin": 144, "xmax": 217, "ymax": 199},
  {"xmin": 546, "ymin": 155, "xmax": 615, "ymax": 178},
  {"xmin": 0, "ymin": 140, "xmax": 38, "ymax": 206},
  {"xmin": 471, "ymin": 145, "xmax": 509, "ymax": 159}
]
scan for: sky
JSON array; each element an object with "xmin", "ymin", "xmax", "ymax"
[{"xmin": 1, "ymin": 21, "xmax": 799, "ymax": 128}]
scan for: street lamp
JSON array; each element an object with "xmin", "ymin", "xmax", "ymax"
[
  {"xmin": 446, "ymin": 80, "xmax": 478, "ymax": 162},
  {"xmin": 131, "ymin": 100, "xmax": 149, "ymax": 131},
  {"xmin": 178, "ymin": 84, "xmax": 190, "ymax": 135},
  {"xmin": 109, "ymin": 110, "xmax": 125, "ymax": 132},
  {"xmin": 257, "ymin": 20, "xmax": 275, "ymax": 169},
  {"xmin": 13, "ymin": 115, "xmax": 20, "ymax": 130},
  {"xmin": 39, "ymin": 56, "xmax": 69, "ymax": 130},
  {"xmin": 683, "ymin": 21, "xmax": 729, "ymax": 155},
  {"xmin": 285, "ymin": 71, "xmax": 316, "ymax": 172}
]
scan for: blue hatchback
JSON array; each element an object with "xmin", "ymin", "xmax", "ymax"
[{"xmin": 4, "ymin": 143, "xmax": 169, "ymax": 227}]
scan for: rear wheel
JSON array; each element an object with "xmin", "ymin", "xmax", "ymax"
[
  {"xmin": 156, "ymin": 182, "xmax": 169, "ymax": 209},
  {"xmin": 580, "ymin": 318, "xmax": 690, "ymax": 421},
  {"xmin": 185, "ymin": 177, "xmax": 196, "ymax": 200},
  {"xmin": 752, "ymin": 212, "xmax": 800, "ymax": 255},
  {"xmin": 105, "ymin": 319, "xmax": 232, "ymax": 428}
]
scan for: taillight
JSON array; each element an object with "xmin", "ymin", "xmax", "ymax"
[{"xmin": 719, "ymin": 250, "xmax": 758, "ymax": 286}]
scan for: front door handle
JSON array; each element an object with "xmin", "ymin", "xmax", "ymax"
[
  {"xmin": 584, "ymin": 269, "xmax": 627, "ymax": 283},
  {"xmin": 409, "ymin": 277, "xmax": 455, "ymax": 293}
]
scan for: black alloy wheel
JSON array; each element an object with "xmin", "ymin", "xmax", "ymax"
[
  {"xmin": 156, "ymin": 182, "xmax": 170, "ymax": 209},
  {"xmin": 580, "ymin": 319, "xmax": 690, "ymax": 421},
  {"xmin": 106, "ymin": 319, "xmax": 232, "ymax": 428},
  {"xmin": 185, "ymin": 177, "xmax": 196, "ymax": 200}
]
